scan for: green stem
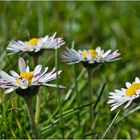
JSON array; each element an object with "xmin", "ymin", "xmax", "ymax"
[
  {"xmin": 87, "ymin": 68, "xmax": 94, "ymax": 127},
  {"xmin": 33, "ymin": 56, "xmax": 41, "ymax": 124},
  {"xmin": 24, "ymin": 96, "xmax": 40, "ymax": 139},
  {"xmin": 35, "ymin": 94, "xmax": 41, "ymax": 124},
  {"xmin": 55, "ymin": 48, "xmax": 64, "ymax": 137},
  {"xmin": 33, "ymin": 56, "xmax": 38, "ymax": 66},
  {"xmin": 55, "ymin": 48, "xmax": 62, "ymax": 121}
]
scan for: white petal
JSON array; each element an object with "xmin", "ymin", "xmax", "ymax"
[
  {"xmin": 61, "ymin": 48, "xmax": 82, "ymax": 64},
  {"xmin": 43, "ymin": 83, "xmax": 65, "ymax": 88},
  {"xmin": 10, "ymin": 70, "xmax": 19, "ymax": 78},
  {"xmin": 124, "ymin": 100, "xmax": 132, "ymax": 108},
  {"xmin": 43, "ymin": 35, "xmax": 49, "ymax": 42},
  {"xmin": 135, "ymin": 77, "xmax": 140, "ymax": 83},
  {"xmin": 114, "ymin": 89, "xmax": 124, "ymax": 94},
  {"xmin": 18, "ymin": 57, "xmax": 26, "ymax": 72},
  {"xmin": 110, "ymin": 101, "xmax": 125, "ymax": 111},
  {"xmin": 109, "ymin": 92, "xmax": 116, "ymax": 96},
  {"xmin": 39, "ymin": 68, "xmax": 56, "ymax": 82},
  {"xmin": 121, "ymin": 88, "xmax": 126, "ymax": 92},
  {"xmin": 0, "ymin": 70, "xmax": 15, "ymax": 82},
  {"xmin": 125, "ymin": 82, "xmax": 131, "ymax": 88},
  {"xmin": 40, "ymin": 67, "xmax": 49, "ymax": 77},
  {"xmin": 107, "ymin": 99, "xmax": 117, "ymax": 104},
  {"xmin": 4, "ymin": 87, "xmax": 17, "ymax": 94},
  {"xmin": 102, "ymin": 50, "xmax": 111, "ymax": 58},
  {"xmin": 18, "ymin": 79, "xmax": 28, "ymax": 89},
  {"xmin": 95, "ymin": 47, "xmax": 101, "ymax": 52},
  {"xmin": 136, "ymin": 89, "xmax": 140, "ymax": 95},
  {"xmin": 26, "ymin": 66, "xmax": 30, "ymax": 72},
  {"xmin": 111, "ymin": 105, "xmax": 120, "ymax": 111},
  {"xmin": 33, "ymin": 65, "xmax": 42, "ymax": 75},
  {"xmin": 31, "ymin": 74, "xmax": 40, "ymax": 84},
  {"xmin": 41, "ymin": 70, "xmax": 62, "ymax": 83},
  {"xmin": 31, "ymin": 67, "xmax": 49, "ymax": 84}
]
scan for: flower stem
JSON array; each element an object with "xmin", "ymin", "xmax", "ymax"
[
  {"xmin": 33, "ymin": 56, "xmax": 39, "ymax": 66},
  {"xmin": 24, "ymin": 96, "xmax": 40, "ymax": 139},
  {"xmin": 33, "ymin": 56, "xmax": 41, "ymax": 124},
  {"xmin": 87, "ymin": 68, "xmax": 94, "ymax": 127}
]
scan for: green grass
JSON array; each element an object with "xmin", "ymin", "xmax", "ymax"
[{"xmin": 0, "ymin": 1, "xmax": 140, "ymax": 139}]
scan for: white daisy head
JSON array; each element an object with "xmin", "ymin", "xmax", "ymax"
[
  {"xmin": 7, "ymin": 33, "xmax": 65, "ymax": 54},
  {"xmin": 0, "ymin": 57, "xmax": 63, "ymax": 96},
  {"xmin": 108, "ymin": 77, "xmax": 140, "ymax": 111},
  {"xmin": 61, "ymin": 47, "xmax": 120, "ymax": 68}
]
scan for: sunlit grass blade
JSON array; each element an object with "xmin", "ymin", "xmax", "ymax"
[
  {"xmin": 102, "ymin": 109, "xmax": 121, "ymax": 139},
  {"xmin": 25, "ymin": 130, "xmax": 32, "ymax": 140},
  {"xmin": 11, "ymin": 129, "xmax": 16, "ymax": 139},
  {"xmin": 15, "ymin": 117, "xmax": 22, "ymax": 134}
]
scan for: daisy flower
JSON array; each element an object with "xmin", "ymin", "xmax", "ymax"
[
  {"xmin": 7, "ymin": 33, "xmax": 65, "ymax": 54},
  {"xmin": 108, "ymin": 77, "xmax": 140, "ymax": 111},
  {"xmin": 0, "ymin": 57, "xmax": 63, "ymax": 95},
  {"xmin": 61, "ymin": 47, "xmax": 120, "ymax": 67},
  {"xmin": 62, "ymin": 46, "xmax": 120, "ymax": 125}
]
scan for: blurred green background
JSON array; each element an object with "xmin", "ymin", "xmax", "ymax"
[{"xmin": 0, "ymin": 1, "xmax": 140, "ymax": 139}]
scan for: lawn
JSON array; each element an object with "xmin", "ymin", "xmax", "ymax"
[{"xmin": 0, "ymin": 1, "xmax": 140, "ymax": 139}]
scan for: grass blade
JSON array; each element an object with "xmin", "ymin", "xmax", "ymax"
[
  {"xmin": 102, "ymin": 109, "xmax": 121, "ymax": 139},
  {"xmin": 93, "ymin": 82, "xmax": 106, "ymax": 110}
]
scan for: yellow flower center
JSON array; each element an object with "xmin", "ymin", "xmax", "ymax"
[
  {"xmin": 82, "ymin": 51, "xmax": 87, "ymax": 58},
  {"xmin": 28, "ymin": 38, "xmax": 38, "ymax": 45},
  {"xmin": 20, "ymin": 72, "xmax": 34, "ymax": 83},
  {"xmin": 126, "ymin": 83, "xmax": 140, "ymax": 96},
  {"xmin": 88, "ymin": 49, "xmax": 98, "ymax": 57}
]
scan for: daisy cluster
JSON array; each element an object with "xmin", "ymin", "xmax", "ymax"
[
  {"xmin": 1, "ymin": 31, "xmax": 138, "ymax": 112},
  {"xmin": 0, "ymin": 33, "xmax": 65, "ymax": 96}
]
